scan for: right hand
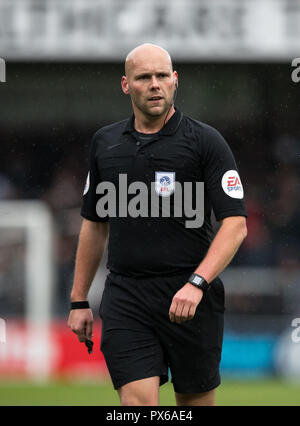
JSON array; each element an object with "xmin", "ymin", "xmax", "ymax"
[{"xmin": 68, "ymin": 308, "xmax": 93, "ymax": 343}]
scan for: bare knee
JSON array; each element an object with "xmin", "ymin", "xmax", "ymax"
[
  {"xmin": 118, "ymin": 376, "xmax": 160, "ymax": 406},
  {"xmin": 175, "ymin": 389, "xmax": 216, "ymax": 406},
  {"xmin": 120, "ymin": 394, "xmax": 153, "ymax": 406}
]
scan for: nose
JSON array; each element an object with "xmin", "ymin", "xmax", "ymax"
[{"xmin": 150, "ymin": 76, "xmax": 160, "ymax": 90}]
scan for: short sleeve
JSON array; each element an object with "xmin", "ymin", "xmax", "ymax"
[
  {"xmin": 80, "ymin": 133, "xmax": 109, "ymax": 222},
  {"xmin": 201, "ymin": 126, "xmax": 247, "ymax": 221}
]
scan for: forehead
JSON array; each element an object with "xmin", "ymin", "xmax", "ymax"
[{"xmin": 126, "ymin": 49, "xmax": 173, "ymax": 76}]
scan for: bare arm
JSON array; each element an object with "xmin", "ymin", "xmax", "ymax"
[
  {"xmin": 169, "ymin": 216, "xmax": 247, "ymax": 323},
  {"xmin": 68, "ymin": 219, "xmax": 109, "ymax": 342},
  {"xmin": 194, "ymin": 216, "xmax": 247, "ymax": 283}
]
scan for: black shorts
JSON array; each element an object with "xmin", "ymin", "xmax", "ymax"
[{"xmin": 99, "ymin": 270, "xmax": 225, "ymax": 394}]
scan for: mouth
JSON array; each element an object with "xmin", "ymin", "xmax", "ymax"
[{"xmin": 148, "ymin": 96, "xmax": 163, "ymax": 102}]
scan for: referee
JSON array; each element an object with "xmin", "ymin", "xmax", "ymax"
[{"xmin": 68, "ymin": 43, "xmax": 247, "ymax": 406}]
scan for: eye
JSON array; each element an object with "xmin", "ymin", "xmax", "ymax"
[{"xmin": 137, "ymin": 74, "xmax": 150, "ymax": 80}]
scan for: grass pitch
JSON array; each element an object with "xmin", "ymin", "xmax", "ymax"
[{"xmin": 0, "ymin": 378, "xmax": 300, "ymax": 406}]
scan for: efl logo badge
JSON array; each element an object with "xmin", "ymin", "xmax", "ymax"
[
  {"xmin": 221, "ymin": 170, "xmax": 244, "ymax": 199},
  {"xmin": 155, "ymin": 172, "xmax": 176, "ymax": 197}
]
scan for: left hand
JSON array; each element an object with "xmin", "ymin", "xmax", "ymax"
[{"xmin": 169, "ymin": 282, "xmax": 204, "ymax": 324}]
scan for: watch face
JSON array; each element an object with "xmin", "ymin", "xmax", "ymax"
[
  {"xmin": 189, "ymin": 274, "xmax": 209, "ymax": 292},
  {"xmin": 192, "ymin": 275, "xmax": 202, "ymax": 285}
]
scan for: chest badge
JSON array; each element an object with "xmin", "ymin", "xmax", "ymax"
[{"xmin": 155, "ymin": 171, "xmax": 176, "ymax": 197}]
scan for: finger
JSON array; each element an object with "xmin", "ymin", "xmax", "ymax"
[
  {"xmin": 72, "ymin": 323, "xmax": 86, "ymax": 342},
  {"xmin": 77, "ymin": 327, "xmax": 87, "ymax": 342},
  {"xmin": 169, "ymin": 300, "xmax": 177, "ymax": 323},
  {"xmin": 180, "ymin": 304, "xmax": 191, "ymax": 323},
  {"xmin": 86, "ymin": 320, "xmax": 93, "ymax": 340},
  {"xmin": 174, "ymin": 303, "xmax": 184, "ymax": 324},
  {"xmin": 188, "ymin": 305, "xmax": 196, "ymax": 321}
]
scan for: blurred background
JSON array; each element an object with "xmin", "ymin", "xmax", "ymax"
[{"xmin": 0, "ymin": 0, "xmax": 300, "ymax": 405}]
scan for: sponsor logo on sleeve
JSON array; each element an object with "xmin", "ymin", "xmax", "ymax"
[{"xmin": 221, "ymin": 170, "xmax": 244, "ymax": 199}]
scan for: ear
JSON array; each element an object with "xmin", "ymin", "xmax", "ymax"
[
  {"xmin": 173, "ymin": 71, "xmax": 178, "ymax": 89},
  {"xmin": 121, "ymin": 76, "xmax": 130, "ymax": 95}
]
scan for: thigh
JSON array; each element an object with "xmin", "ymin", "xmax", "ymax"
[
  {"xmin": 100, "ymin": 328, "xmax": 168, "ymax": 390},
  {"xmin": 99, "ymin": 275, "xmax": 169, "ymax": 390},
  {"xmin": 154, "ymin": 276, "xmax": 225, "ymax": 394}
]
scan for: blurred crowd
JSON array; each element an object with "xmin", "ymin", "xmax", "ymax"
[
  {"xmin": 234, "ymin": 133, "xmax": 300, "ymax": 269},
  {"xmin": 0, "ymin": 127, "xmax": 300, "ymax": 317}
]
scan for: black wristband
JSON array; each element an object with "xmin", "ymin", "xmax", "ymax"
[{"xmin": 70, "ymin": 301, "xmax": 90, "ymax": 310}]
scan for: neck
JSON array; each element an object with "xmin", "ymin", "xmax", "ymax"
[{"xmin": 133, "ymin": 106, "xmax": 176, "ymax": 134}]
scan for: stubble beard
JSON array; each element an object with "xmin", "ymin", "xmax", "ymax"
[{"xmin": 133, "ymin": 95, "xmax": 173, "ymax": 120}]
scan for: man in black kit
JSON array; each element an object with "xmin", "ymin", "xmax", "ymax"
[{"xmin": 68, "ymin": 43, "xmax": 247, "ymax": 406}]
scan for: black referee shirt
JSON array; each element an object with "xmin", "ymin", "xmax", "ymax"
[{"xmin": 81, "ymin": 108, "xmax": 247, "ymax": 277}]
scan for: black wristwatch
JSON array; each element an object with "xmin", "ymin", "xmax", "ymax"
[{"xmin": 188, "ymin": 273, "xmax": 210, "ymax": 293}]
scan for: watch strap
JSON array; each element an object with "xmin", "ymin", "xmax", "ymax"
[{"xmin": 188, "ymin": 273, "xmax": 210, "ymax": 292}]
